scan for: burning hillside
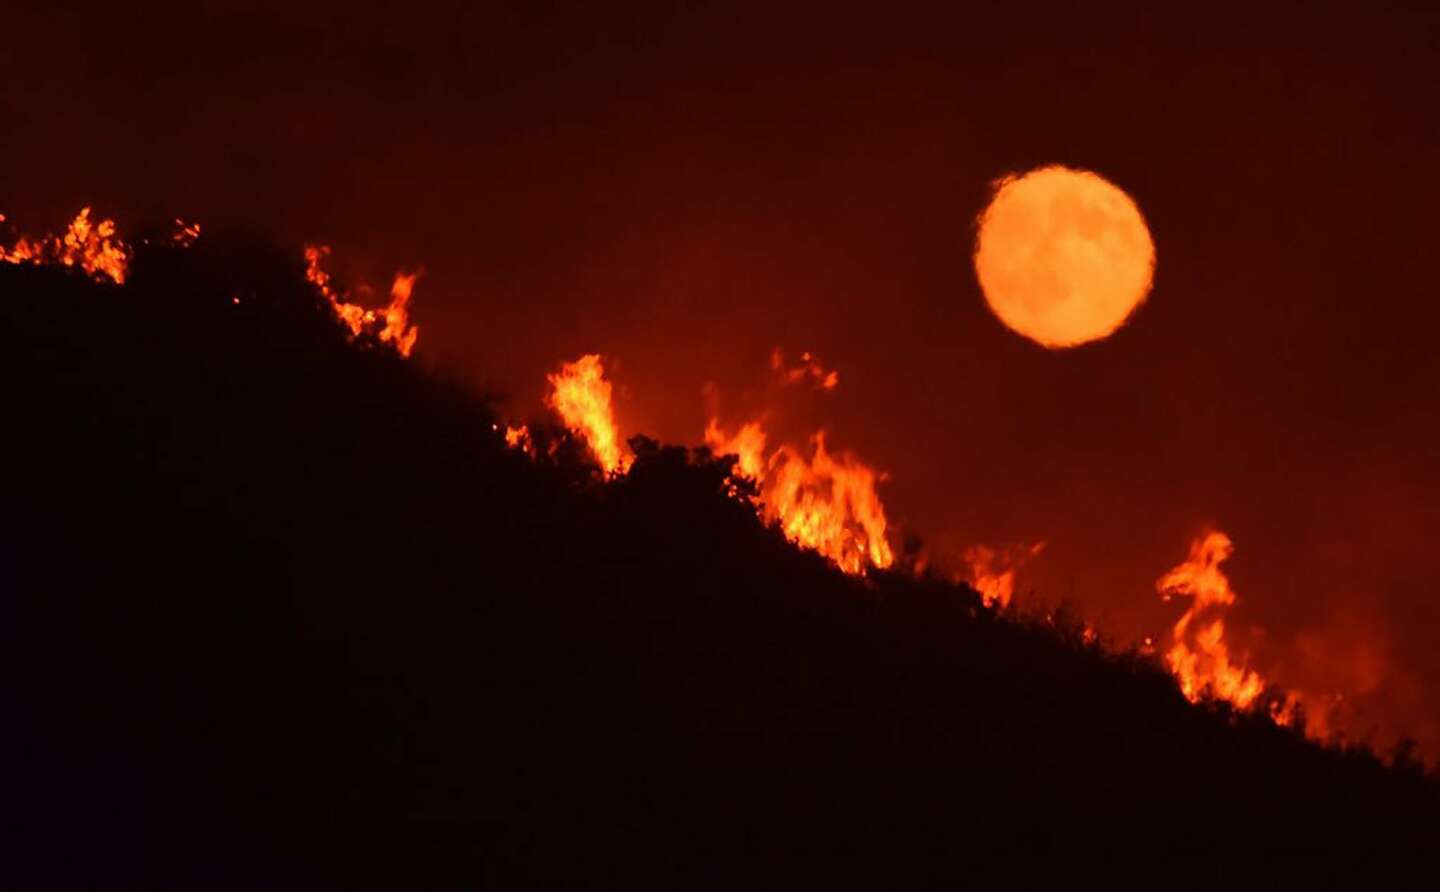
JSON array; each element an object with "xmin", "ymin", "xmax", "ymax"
[
  {"xmin": 704, "ymin": 419, "xmax": 894, "ymax": 574},
  {"xmin": 2, "ymin": 206, "xmax": 1424, "ymax": 762},
  {"xmin": 304, "ymin": 245, "xmax": 421, "ymax": 358},
  {"xmin": 528, "ymin": 347, "xmax": 895, "ymax": 574},
  {"xmin": 4, "ymin": 228, "xmax": 1433, "ymax": 884},
  {"xmin": 2, "ymin": 208, "xmax": 130, "ymax": 284}
]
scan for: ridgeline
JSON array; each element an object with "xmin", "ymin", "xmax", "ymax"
[{"xmin": 4, "ymin": 235, "xmax": 1434, "ymax": 886}]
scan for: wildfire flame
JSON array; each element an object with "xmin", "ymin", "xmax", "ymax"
[
  {"xmin": 171, "ymin": 219, "xmax": 201, "ymax": 247},
  {"xmin": 1, "ymin": 208, "xmax": 129, "ymax": 284},
  {"xmin": 545, "ymin": 354, "xmax": 632, "ymax": 475},
  {"xmin": 303, "ymin": 245, "xmax": 420, "ymax": 358},
  {"xmin": 706, "ymin": 418, "xmax": 893, "ymax": 575},
  {"xmin": 504, "ymin": 424, "xmax": 532, "ymax": 452},
  {"xmin": 1157, "ymin": 530, "xmax": 1266, "ymax": 709},
  {"xmin": 771, "ymin": 347, "xmax": 839, "ymax": 390},
  {"xmin": 961, "ymin": 542, "xmax": 1045, "ymax": 608},
  {"xmin": 704, "ymin": 418, "xmax": 767, "ymax": 481},
  {"xmin": 3, "ymin": 206, "xmax": 1402, "ymax": 756}
]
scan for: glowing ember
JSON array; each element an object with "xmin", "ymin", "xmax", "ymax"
[
  {"xmin": 960, "ymin": 542, "xmax": 1045, "ymax": 608},
  {"xmin": 303, "ymin": 245, "xmax": 420, "ymax": 357},
  {"xmin": 1157, "ymin": 530, "xmax": 1266, "ymax": 709},
  {"xmin": 171, "ymin": 219, "xmax": 201, "ymax": 247},
  {"xmin": 2, "ymin": 208, "xmax": 129, "ymax": 284},
  {"xmin": 707, "ymin": 418, "xmax": 893, "ymax": 575},
  {"xmin": 545, "ymin": 354, "xmax": 632, "ymax": 475}
]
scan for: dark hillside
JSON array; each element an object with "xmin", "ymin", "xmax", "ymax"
[{"xmin": 3, "ymin": 239, "xmax": 1434, "ymax": 886}]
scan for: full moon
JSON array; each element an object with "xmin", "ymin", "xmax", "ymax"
[{"xmin": 973, "ymin": 165, "xmax": 1156, "ymax": 348}]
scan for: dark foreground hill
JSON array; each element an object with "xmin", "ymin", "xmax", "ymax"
[{"xmin": 3, "ymin": 237, "xmax": 1435, "ymax": 887}]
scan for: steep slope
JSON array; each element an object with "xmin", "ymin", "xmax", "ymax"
[{"xmin": 3, "ymin": 238, "xmax": 1433, "ymax": 886}]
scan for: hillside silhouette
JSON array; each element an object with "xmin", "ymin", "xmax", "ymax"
[{"xmin": 4, "ymin": 234, "xmax": 1435, "ymax": 887}]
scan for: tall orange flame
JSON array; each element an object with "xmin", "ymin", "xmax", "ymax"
[
  {"xmin": 704, "ymin": 418, "xmax": 767, "ymax": 481},
  {"xmin": 303, "ymin": 245, "xmax": 420, "ymax": 357},
  {"xmin": 1157, "ymin": 530, "xmax": 1266, "ymax": 709},
  {"xmin": 1, "ymin": 208, "xmax": 129, "ymax": 284},
  {"xmin": 769, "ymin": 434, "xmax": 894, "ymax": 574},
  {"xmin": 546, "ymin": 354, "xmax": 632, "ymax": 475},
  {"xmin": 706, "ymin": 418, "xmax": 893, "ymax": 575},
  {"xmin": 380, "ymin": 272, "xmax": 420, "ymax": 356}
]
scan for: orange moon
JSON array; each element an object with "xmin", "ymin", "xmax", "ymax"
[{"xmin": 973, "ymin": 166, "xmax": 1156, "ymax": 348}]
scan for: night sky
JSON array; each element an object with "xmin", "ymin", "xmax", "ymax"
[{"xmin": 5, "ymin": 3, "xmax": 1437, "ymax": 749}]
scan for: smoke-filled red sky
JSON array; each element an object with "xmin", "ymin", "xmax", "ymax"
[{"xmin": 5, "ymin": 3, "xmax": 1437, "ymax": 750}]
